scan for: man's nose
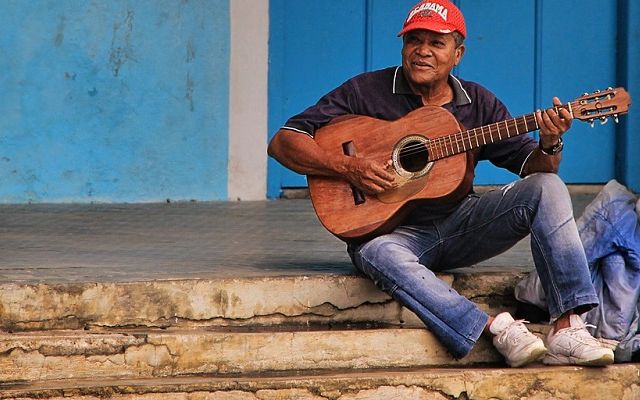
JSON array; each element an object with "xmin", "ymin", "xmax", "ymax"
[{"xmin": 415, "ymin": 44, "xmax": 432, "ymax": 56}]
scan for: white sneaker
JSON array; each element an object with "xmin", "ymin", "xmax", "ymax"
[
  {"xmin": 543, "ymin": 314, "xmax": 614, "ymax": 366},
  {"xmin": 490, "ymin": 312, "xmax": 548, "ymax": 367},
  {"xmin": 597, "ymin": 337, "xmax": 619, "ymax": 352}
]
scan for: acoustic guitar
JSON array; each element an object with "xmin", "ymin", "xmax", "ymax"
[{"xmin": 308, "ymin": 87, "xmax": 631, "ymax": 242}]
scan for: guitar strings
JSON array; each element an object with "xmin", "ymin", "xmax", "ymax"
[
  {"xmin": 395, "ymin": 101, "xmax": 581, "ymax": 161},
  {"xmin": 397, "ymin": 114, "xmax": 537, "ymax": 159}
]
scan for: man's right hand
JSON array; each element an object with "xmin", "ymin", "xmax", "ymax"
[{"xmin": 342, "ymin": 156, "xmax": 396, "ymax": 194}]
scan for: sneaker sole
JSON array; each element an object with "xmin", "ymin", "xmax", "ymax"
[
  {"xmin": 508, "ymin": 343, "xmax": 548, "ymax": 368},
  {"xmin": 543, "ymin": 352, "xmax": 614, "ymax": 366}
]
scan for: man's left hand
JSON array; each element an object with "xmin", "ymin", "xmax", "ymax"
[{"xmin": 535, "ymin": 96, "xmax": 573, "ymax": 149}]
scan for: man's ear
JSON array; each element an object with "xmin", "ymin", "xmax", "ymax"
[{"xmin": 454, "ymin": 44, "xmax": 465, "ymax": 66}]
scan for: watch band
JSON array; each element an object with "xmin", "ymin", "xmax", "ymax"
[{"xmin": 539, "ymin": 137, "xmax": 564, "ymax": 155}]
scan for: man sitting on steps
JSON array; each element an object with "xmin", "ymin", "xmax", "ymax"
[{"xmin": 268, "ymin": 0, "xmax": 614, "ymax": 367}]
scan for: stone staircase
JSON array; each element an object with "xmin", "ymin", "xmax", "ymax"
[{"xmin": 1, "ymin": 271, "xmax": 639, "ymax": 399}]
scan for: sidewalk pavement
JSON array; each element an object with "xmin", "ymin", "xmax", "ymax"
[{"xmin": 0, "ymin": 189, "xmax": 598, "ymax": 284}]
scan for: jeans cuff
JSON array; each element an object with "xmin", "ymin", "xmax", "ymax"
[
  {"xmin": 455, "ymin": 309, "xmax": 489, "ymax": 358},
  {"xmin": 548, "ymin": 294, "xmax": 599, "ymax": 322}
]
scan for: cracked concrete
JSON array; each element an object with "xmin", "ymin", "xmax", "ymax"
[
  {"xmin": 0, "ymin": 327, "xmax": 503, "ymax": 382},
  {"xmin": 2, "ymin": 365, "xmax": 639, "ymax": 399},
  {"xmin": 0, "ymin": 272, "xmax": 524, "ymax": 332}
]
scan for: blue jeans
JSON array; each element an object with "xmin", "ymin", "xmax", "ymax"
[{"xmin": 348, "ymin": 173, "xmax": 599, "ymax": 359}]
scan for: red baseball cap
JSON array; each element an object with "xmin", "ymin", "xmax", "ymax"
[{"xmin": 398, "ymin": 0, "xmax": 466, "ymax": 38}]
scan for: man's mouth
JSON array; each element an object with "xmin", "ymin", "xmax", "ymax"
[{"xmin": 412, "ymin": 60, "xmax": 434, "ymax": 69}]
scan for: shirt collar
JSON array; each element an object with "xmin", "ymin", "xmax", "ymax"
[{"xmin": 392, "ymin": 66, "xmax": 472, "ymax": 107}]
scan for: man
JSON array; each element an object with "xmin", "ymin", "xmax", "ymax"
[{"xmin": 268, "ymin": 0, "xmax": 614, "ymax": 367}]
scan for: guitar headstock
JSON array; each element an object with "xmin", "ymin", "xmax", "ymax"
[{"xmin": 573, "ymin": 87, "xmax": 631, "ymax": 126}]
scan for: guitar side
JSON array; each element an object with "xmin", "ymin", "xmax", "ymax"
[{"xmin": 308, "ymin": 106, "xmax": 474, "ymax": 242}]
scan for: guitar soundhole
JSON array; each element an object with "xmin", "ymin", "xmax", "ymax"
[{"xmin": 398, "ymin": 140, "xmax": 429, "ymax": 172}]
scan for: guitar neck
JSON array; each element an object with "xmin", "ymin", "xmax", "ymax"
[{"xmin": 427, "ymin": 105, "xmax": 569, "ymax": 161}]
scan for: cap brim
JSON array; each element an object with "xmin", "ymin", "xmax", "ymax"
[{"xmin": 397, "ymin": 22, "xmax": 458, "ymax": 37}]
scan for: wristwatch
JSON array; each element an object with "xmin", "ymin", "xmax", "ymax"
[{"xmin": 539, "ymin": 137, "xmax": 564, "ymax": 155}]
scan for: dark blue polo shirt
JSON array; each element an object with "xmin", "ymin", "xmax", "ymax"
[{"xmin": 283, "ymin": 66, "xmax": 537, "ymax": 177}]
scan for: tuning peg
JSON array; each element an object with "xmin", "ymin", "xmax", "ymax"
[
  {"xmin": 583, "ymin": 92, "xmax": 589, "ymax": 96},
  {"xmin": 607, "ymin": 87, "xmax": 613, "ymax": 90},
  {"xmin": 614, "ymin": 114, "xmax": 620, "ymax": 123},
  {"xmin": 589, "ymin": 119, "xmax": 595, "ymax": 128},
  {"xmin": 600, "ymin": 117, "xmax": 608, "ymax": 125}
]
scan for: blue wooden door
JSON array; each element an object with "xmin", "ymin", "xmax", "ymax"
[{"xmin": 268, "ymin": 0, "xmax": 620, "ymax": 197}]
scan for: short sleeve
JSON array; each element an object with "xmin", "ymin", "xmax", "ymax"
[{"xmin": 282, "ymin": 80, "xmax": 358, "ymax": 137}]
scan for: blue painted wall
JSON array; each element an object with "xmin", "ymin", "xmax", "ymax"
[{"xmin": 0, "ymin": 0, "xmax": 230, "ymax": 203}]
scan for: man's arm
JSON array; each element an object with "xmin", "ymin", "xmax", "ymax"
[
  {"xmin": 521, "ymin": 97, "xmax": 572, "ymax": 176},
  {"xmin": 268, "ymin": 128, "xmax": 396, "ymax": 194}
]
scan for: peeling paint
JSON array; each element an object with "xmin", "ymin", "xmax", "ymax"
[
  {"xmin": 186, "ymin": 38, "xmax": 196, "ymax": 63},
  {"xmin": 53, "ymin": 16, "xmax": 65, "ymax": 46},
  {"xmin": 109, "ymin": 9, "xmax": 136, "ymax": 77},
  {"xmin": 185, "ymin": 72, "xmax": 194, "ymax": 112}
]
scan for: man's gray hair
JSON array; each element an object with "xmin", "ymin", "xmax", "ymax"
[{"xmin": 452, "ymin": 32, "xmax": 464, "ymax": 48}]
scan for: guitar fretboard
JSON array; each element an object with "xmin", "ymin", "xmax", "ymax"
[{"xmin": 425, "ymin": 106, "xmax": 566, "ymax": 161}]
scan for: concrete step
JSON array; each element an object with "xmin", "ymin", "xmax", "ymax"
[
  {"xmin": 0, "ymin": 324, "xmax": 530, "ymax": 383},
  {"xmin": 2, "ymin": 364, "xmax": 639, "ymax": 400},
  {"xmin": 0, "ymin": 270, "xmax": 527, "ymax": 331}
]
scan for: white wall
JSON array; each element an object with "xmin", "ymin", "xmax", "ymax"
[{"xmin": 228, "ymin": 0, "xmax": 269, "ymax": 200}]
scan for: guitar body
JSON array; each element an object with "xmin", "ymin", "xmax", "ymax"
[{"xmin": 308, "ymin": 106, "xmax": 474, "ymax": 242}]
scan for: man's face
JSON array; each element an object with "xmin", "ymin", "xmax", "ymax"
[{"xmin": 401, "ymin": 30, "xmax": 464, "ymax": 91}]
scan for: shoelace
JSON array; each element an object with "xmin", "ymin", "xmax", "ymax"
[
  {"xmin": 499, "ymin": 319, "xmax": 532, "ymax": 345},
  {"xmin": 558, "ymin": 323, "xmax": 601, "ymax": 347}
]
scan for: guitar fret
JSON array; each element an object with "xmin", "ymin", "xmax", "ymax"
[
  {"xmin": 475, "ymin": 128, "xmax": 480, "ymax": 147},
  {"xmin": 515, "ymin": 117, "xmax": 520, "ymax": 135},
  {"xmin": 497, "ymin": 123, "xmax": 502, "ymax": 140}
]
